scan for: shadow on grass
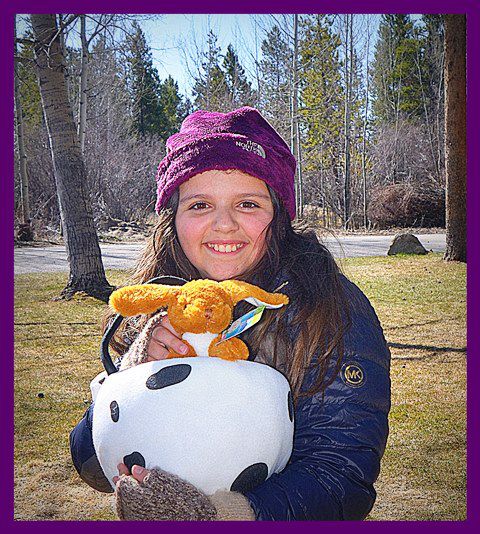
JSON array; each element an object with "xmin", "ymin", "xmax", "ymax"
[
  {"xmin": 388, "ymin": 319, "xmax": 445, "ymax": 330},
  {"xmin": 389, "ymin": 342, "xmax": 466, "ymax": 359}
]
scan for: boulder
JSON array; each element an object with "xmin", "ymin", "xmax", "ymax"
[{"xmin": 387, "ymin": 233, "xmax": 428, "ymax": 256}]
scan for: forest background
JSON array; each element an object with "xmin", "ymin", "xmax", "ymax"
[{"xmin": 14, "ymin": 13, "xmax": 447, "ymax": 237}]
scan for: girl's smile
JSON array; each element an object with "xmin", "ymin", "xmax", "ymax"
[
  {"xmin": 175, "ymin": 170, "xmax": 274, "ymax": 281},
  {"xmin": 205, "ymin": 241, "xmax": 246, "ymax": 254}
]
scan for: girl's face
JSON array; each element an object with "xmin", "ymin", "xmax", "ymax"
[{"xmin": 175, "ymin": 170, "xmax": 274, "ymax": 281}]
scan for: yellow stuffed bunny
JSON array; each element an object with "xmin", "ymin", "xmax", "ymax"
[{"xmin": 109, "ymin": 279, "xmax": 289, "ymax": 362}]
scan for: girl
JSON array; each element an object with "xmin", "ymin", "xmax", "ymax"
[{"xmin": 70, "ymin": 107, "xmax": 391, "ymax": 521}]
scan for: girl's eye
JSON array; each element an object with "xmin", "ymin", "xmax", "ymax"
[
  {"xmin": 239, "ymin": 201, "xmax": 259, "ymax": 209},
  {"xmin": 189, "ymin": 202, "xmax": 209, "ymax": 210}
]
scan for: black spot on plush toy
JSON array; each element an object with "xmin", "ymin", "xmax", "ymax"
[{"xmin": 89, "ymin": 278, "xmax": 294, "ymax": 495}]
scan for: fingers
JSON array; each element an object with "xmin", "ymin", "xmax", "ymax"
[
  {"xmin": 113, "ymin": 462, "xmax": 131, "ymax": 485},
  {"xmin": 117, "ymin": 462, "xmax": 130, "ymax": 476},
  {"xmin": 131, "ymin": 465, "xmax": 150, "ymax": 483},
  {"xmin": 157, "ymin": 315, "xmax": 177, "ymax": 336},
  {"xmin": 148, "ymin": 319, "xmax": 188, "ymax": 359},
  {"xmin": 146, "ymin": 336, "xmax": 170, "ymax": 361},
  {"xmin": 113, "ymin": 463, "xmax": 150, "ymax": 485}
]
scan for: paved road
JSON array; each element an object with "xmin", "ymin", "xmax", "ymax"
[{"xmin": 14, "ymin": 234, "xmax": 446, "ymax": 275}]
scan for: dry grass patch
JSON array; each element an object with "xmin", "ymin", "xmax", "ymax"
[
  {"xmin": 343, "ymin": 254, "xmax": 466, "ymax": 520},
  {"xmin": 14, "ymin": 256, "xmax": 466, "ymax": 520}
]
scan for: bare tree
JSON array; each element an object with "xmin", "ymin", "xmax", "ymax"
[
  {"xmin": 342, "ymin": 14, "xmax": 354, "ymax": 229},
  {"xmin": 361, "ymin": 19, "xmax": 372, "ymax": 229},
  {"xmin": 76, "ymin": 14, "xmax": 145, "ymax": 154},
  {"xmin": 291, "ymin": 14, "xmax": 304, "ymax": 217},
  {"xmin": 14, "ymin": 15, "xmax": 31, "ymax": 237},
  {"xmin": 30, "ymin": 14, "xmax": 113, "ymax": 300},
  {"xmin": 443, "ymin": 14, "xmax": 466, "ymax": 262},
  {"xmin": 78, "ymin": 14, "xmax": 89, "ymax": 155}
]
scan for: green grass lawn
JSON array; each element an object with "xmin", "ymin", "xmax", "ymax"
[{"xmin": 14, "ymin": 254, "xmax": 466, "ymax": 520}]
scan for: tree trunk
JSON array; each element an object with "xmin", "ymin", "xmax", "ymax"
[
  {"xmin": 291, "ymin": 14, "xmax": 303, "ymax": 217},
  {"xmin": 14, "ymin": 16, "xmax": 31, "ymax": 229},
  {"xmin": 343, "ymin": 15, "xmax": 353, "ymax": 229},
  {"xmin": 78, "ymin": 14, "xmax": 88, "ymax": 156},
  {"xmin": 362, "ymin": 25, "xmax": 370, "ymax": 229},
  {"xmin": 444, "ymin": 14, "xmax": 466, "ymax": 262},
  {"xmin": 30, "ymin": 14, "xmax": 113, "ymax": 300}
]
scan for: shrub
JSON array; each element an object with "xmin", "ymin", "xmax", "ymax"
[{"xmin": 367, "ymin": 183, "xmax": 445, "ymax": 229}]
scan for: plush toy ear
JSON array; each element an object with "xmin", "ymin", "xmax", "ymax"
[
  {"xmin": 109, "ymin": 284, "xmax": 180, "ymax": 316},
  {"xmin": 219, "ymin": 280, "xmax": 289, "ymax": 309}
]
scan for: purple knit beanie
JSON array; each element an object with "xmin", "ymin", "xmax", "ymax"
[{"xmin": 155, "ymin": 106, "xmax": 297, "ymax": 220}]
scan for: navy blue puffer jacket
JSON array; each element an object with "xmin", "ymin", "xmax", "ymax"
[
  {"xmin": 244, "ymin": 275, "xmax": 391, "ymax": 520},
  {"xmin": 70, "ymin": 275, "xmax": 390, "ymax": 520}
]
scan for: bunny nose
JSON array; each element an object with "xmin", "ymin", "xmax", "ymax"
[{"xmin": 205, "ymin": 308, "xmax": 213, "ymax": 319}]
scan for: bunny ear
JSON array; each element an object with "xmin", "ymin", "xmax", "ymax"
[
  {"xmin": 219, "ymin": 280, "xmax": 289, "ymax": 309},
  {"xmin": 109, "ymin": 284, "xmax": 179, "ymax": 316}
]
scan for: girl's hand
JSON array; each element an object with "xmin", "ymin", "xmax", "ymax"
[
  {"xmin": 146, "ymin": 314, "xmax": 189, "ymax": 361},
  {"xmin": 113, "ymin": 464, "xmax": 217, "ymax": 521},
  {"xmin": 113, "ymin": 462, "xmax": 149, "ymax": 485},
  {"xmin": 112, "ymin": 465, "xmax": 254, "ymax": 520}
]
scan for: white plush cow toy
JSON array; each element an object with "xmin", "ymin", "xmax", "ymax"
[
  {"xmin": 92, "ymin": 357, "xmax": 294, "ymax": 495},
  {"xmin": 90, "ymin": 278, "xmax": 294, "ymax": 495}
]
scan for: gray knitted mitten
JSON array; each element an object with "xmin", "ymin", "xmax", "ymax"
[
  {"xmin": 115, "ymin": 469, "xmax": 217, "ymax": 521},
  {"xmin": 119, "ymin": 313, "xmax": 165, "ymax": 371}
]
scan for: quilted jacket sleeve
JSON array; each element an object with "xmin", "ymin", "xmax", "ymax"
[
  {"xmin": 245, "ymin": 277, "xmax": 391, "ymax": 520},
  {"xmin": 70, "ymin": 403, "xmax": 114, "ymax": 493}
]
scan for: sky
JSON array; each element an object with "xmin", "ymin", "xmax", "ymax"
[
  {"xmin": 141, "ymin": 14, "xmax": 273, "ymax": 99},
  {"xmin": 140, "ymin": 14, "xmax": 383, "ymax": 100},
  {"xmin": 16, "ymin": 14, "xmax": 392, "ymax": 101}
]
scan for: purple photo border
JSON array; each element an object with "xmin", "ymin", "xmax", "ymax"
[{"xmin": 2, "ymin": 0, "xmax": 478, "ymax": 531}]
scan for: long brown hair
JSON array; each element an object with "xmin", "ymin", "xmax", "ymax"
[{"xmin": 104, "ymin": 188, "xmax": 350, "ymax": 402}]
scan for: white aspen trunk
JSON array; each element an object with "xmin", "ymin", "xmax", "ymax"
[
  {"xmin": 343, "ymin": 15, "xmax": 353, "ymax": 229},
  {"xmin": 14, "ymin": 16, "xmax": 30, "ymax": 226},
  {"xmin": 291, "ymin": 14, "xmax": 303, "ymax": 217},
  {"xmin": 78, "ymin": 14, "xmax": 88, "ymax": 155},
  {"xmin": 31, "ymin": 13, "xmax": 113, "ymax": 300},
  {"xmin": 362, "ymin": 21, "xmax": 371, "ymax": 229},
  {"xmin": 296, "ymin": 120, "xmax": 304, "ymax": 218}
]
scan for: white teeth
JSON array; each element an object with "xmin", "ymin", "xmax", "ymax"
[{"xmin": 207, "ymin": 243, "xmax": 244, "ymax": 253}]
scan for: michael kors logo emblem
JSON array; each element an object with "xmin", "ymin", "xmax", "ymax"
[
  {"xmin": 341, "ymin": 362, "xmax": 365, "ymax": 388},
  {"xmin": 235, "ymin": 140, "xmax": 266, "ymax": 159}
]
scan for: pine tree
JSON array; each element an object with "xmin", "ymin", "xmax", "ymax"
[
  {"xmin": 16, "ymin": 36, "xmax": 43, "ymax": 128},
  {"xmin": 125, "ymin": 22, "xmax": 163, "ymax": 136},
  {"xmin": 222, "ymin": 44, "xmax": 255, "ymax": 109},
  {"xmin": 299, "ymin": 15, "xmax": 344, "ymax": 217},
  {"xmin": 421, "ymin": 15, "xmax": 444, "ymax": 119},
  {"xmin": 192, "ymin": 30, "xmax": 229, "ymax": 111},
  {"xmin": 158, "ymin": 75, "xmax": 186, "ymax": 141},
  {"xmin": 371, "ymin": 15, "xmax": 423, "ymax": 123},
  {"xmin": 258, "ymin": 25, "xmax": 292, "ymax": 141},
  {"xmin": 419, "ymin": 14, "xmax": 445, "ymax": 183}
]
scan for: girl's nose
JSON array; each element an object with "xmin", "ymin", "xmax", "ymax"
[{"xmin": 212, "ymin": 208, "xmax": 239, "ymax": 232}]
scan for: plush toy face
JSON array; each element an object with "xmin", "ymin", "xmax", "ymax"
[
  {"xmin": 92, "ymin": 357, "xmax": 294, "ymax": 495},
  {"xmin": 169, "ymin": 283, "xmax": 233, "ymax": 334}
]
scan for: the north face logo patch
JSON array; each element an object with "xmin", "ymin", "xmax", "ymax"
[{"xmin": 235, "ymin": 140, "xmax": 266, "ymax": 159}]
